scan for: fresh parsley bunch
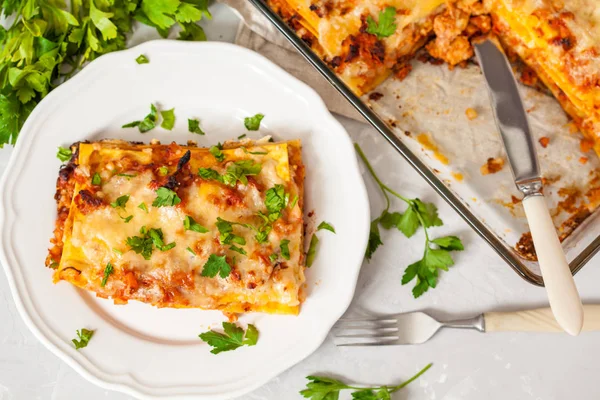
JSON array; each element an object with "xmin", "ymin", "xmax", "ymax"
[
  {"xmin": 0, "ymin": 0, "xmax": 211, "ymax": 147},
  {"xmin": 355, "ymin": 144, "xmax": 464, "ymax": 298}
]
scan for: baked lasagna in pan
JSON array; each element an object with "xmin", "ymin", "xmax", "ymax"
[
  {"xmin": 46, "ymin": 139, "xmax": 306, "ymax": 314},
  {"xmin": 268, "ymin": 0, "xmax": 600, "ymax": 154}
]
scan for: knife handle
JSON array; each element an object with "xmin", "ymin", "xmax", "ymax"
[
  {"xmin": 484, "ymin": 305, "xmax": 600, "ymax": 332},
  {"xmin": 521, "ymin": 194, "xmax": 583, "ymax": 335}
]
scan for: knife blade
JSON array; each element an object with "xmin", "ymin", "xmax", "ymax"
[{"xmin": 474, "ymin": 39, "xmax": 583, "ymax": 336}]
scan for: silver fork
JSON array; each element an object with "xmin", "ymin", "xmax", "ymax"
[
  {"xmin": 333, "ymin": 312, "xmax": 485, "ymax": 346},
  {"xmin": 332, "ymin": 306, "xmax": 600, "ymax": 346}
]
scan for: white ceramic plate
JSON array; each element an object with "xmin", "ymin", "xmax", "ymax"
[{"xmin": 0, "ymin": 41, "xmax": 369, "ymax": 399}]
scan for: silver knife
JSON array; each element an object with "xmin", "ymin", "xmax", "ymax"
[{"xmin": 474, "ymin": 39, "xmax": 583, "ymax": 335}]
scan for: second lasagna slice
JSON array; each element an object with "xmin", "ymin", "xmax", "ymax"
[{"xmin": 47, "ymin": 139, "xmax": 306, "ymax": 315}]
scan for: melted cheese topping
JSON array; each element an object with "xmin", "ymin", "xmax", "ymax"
[{"xmin": 53, "ymin": 140, "xmax": 305, "ymax": 314}]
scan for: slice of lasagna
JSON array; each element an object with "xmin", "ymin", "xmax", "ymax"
[
  {"xmin": 46, "ymin": 139, "xmax": 305, "ymax": 314},
  {"xmin": 268, "ymin": 0, "xmax": 600, "ymax": 154}
]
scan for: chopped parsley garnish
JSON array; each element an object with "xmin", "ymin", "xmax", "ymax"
[
  {"xmin": 160, "ymin": 108, "xmax": 175, "ymax": 130},
  {"xmin": 201, "ymin": 254, "xmax": 231, "ymax": 279},
  {"xmin": 306, "ymin": 234, "xmax": 319, "ymax": 267},
  {"xmin": 101, "ymin": 262, "xmax": 114, "ymax": 287},
  {"xmin": 216, "ymin": 217, "xmax": 247, "ymax": 245},
  {"xmin": 187, "ymin": 247, "xmax": 196, "ymax": 256},
  {"xmin": 317, "ymin": 221, "xmax": 336, "ymax": 233},
  {"xmin": 355, "ymin": 143, "xmax": 464, "ymax": 298},
  {"xmin": 56, "ymin": 146, "xmax": 72, "ymax": 162},
  {"xmin": 153, "ymin": 187, "xmax": 181, "ymax": 207},
  {"xmin": 229, "ymin": 245, "xmax": 247, "ymax": 255},
  {"xmin": 269, "ymin": 253, "xmax": 278, "ymax": 263},
  {"xmin": 72, "ymin": 328, "xmax": 94, "ymax": 350},
  {"xmin": 117, "ymin": 173, "xmax": 137, "ymax": 179},
  {"xmin": 198, "ymin": 161, "xmax": 262, "ymax": 187},
  {"xmin": 158, "ymin": 166, "xmax": 169, "ymax": 176},
  {"xmin": 280, "ymin": 239, "xmax": 290, "ymax": 260},
  {"xmin": 184, "ymin": 216, "xmax": 209, "ymax": 233},
  {"xmin": 209, "ymin": 145, "xmax": 225, "ymax": 162},
  {"xmin": 264, "ymin": 184, "xmax": 289, "ymax": 221},
  {"xmin": 92, "ymin": 173, "xmax": 102, "ymax": 185},
  {"xmin": 113, "ymin": 248, "xmax": 123, "ymax": 255},
  {"xmin": 366, "ymin": 7, "xmax": 397, "ymax": 39},
  {"xmin": 122, "ymin": 104, "xmax": 158, "ymax": 133},
  {"xmin": 300, "ymin": 363, "xmax": 431, "ymax": 400},
  {"xmin": 120, "ymin": 215, "xmax": 133, "ymax": 223},
  {"xmin": 126, "ymin": 226, "xmax": 175, "ymax": 260},
  {"xmin": 221, "ymin": 160, "xmax": 261, "ymax": 186},
  {"xmin": 289, "ymin": 195, "xmax": 299, "ymax": 209},
  {"xmin": 238, "ymin": 134, "xmax": 247, "ymax": 139},
  {"xmin": 244, "ymin": 113, "xmax": 264, "ymax": 131},
  {"xmin": 138, "ymin": 202, "xmax": 148, "ymax": 213},
  {"xmin": 199, "ymin": 322, "xmax": 258, "ymax": 354},
  {"xmin": 242, "ymin": 147, "xmax": 268, "ymax": 155},
  {"xmin": 188, "ymin": 119, "xmax": 205, "ymax": 135},
  {"xmin": 136, "ymin": 54, "xmax": 149, "ymax": 64},
  {"xmin": 110, "ymin": 195, "xmax": 130, "ymax": 210}
]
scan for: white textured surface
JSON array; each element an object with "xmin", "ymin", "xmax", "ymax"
[{"xmin": 2, "ymin": 3, "xmax": 600, "ymax": 400}]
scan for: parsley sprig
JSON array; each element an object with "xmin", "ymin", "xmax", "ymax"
[
  {"xmin": 300, "ymin": 363, "xmax": 431, "ymax": 400},
  {"xmin": 198, "ymin": 160, "xmax": 262, "ymax": 187},
  {"xmin": 0, "ymin": 0, "xmax": 211, "ymax": 147},
  {"xmin": 126, "ymin": 226, "xmax": 175, "ymax": 260},
  {"xmin": 199, "ymin": 322, "xmax": 258, "ymax": 354},
  {"xmin": 355, "ymin": 143, "xmax": 464, "ymax": 298}
]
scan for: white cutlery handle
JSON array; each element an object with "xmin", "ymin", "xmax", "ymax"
[
  {"xmin": 484, "ymin": 305, "xmax": 600, "ymax": 332},
  {"xmin": 521, "ymin": 195, "xmax": 583, "ymax": 335}
]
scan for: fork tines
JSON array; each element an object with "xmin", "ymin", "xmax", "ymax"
[{"xmin": 333, "ymin": 317, "xmax": 401, "ymax": 346}]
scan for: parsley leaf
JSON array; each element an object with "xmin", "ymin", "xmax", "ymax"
[
  {"xmin": 198, "ymin": 322, "xmax": 258, "ymax": 354},
  {"xmin": 317, "ymin": 221, "xmax": 336, "ymax": 234},
  {"xmin": 264, "ymin": 184, "xmax": 288, "ymax": 220},
  {"xmin": 184, "ymin": 215, "xmax": 209, "ymax": 233},
  {"xmin": 120, "ymin": 215, "xmax": 133, "ymax": 223},
  {"xmin": 136, "ymin": 54, "xmax": 149, "ymax": 64},
  {"xmin": 198, "ymin": 167, "xmax": 220, "ymax": 180},
  {"xmin": 153, "ymin": 187, "xmax": 181, "ymax": 207},
  {"xmin": 160, "ymin": 108, "xmax": 175, "ymax": 130},
  {"xmin": 229, "ymin": 245, "xmax": 247, "ymax": 255},
  {"xmin": 148, "ymin": 227, "xmax": 176, "ymax": 251},
  {"xmin": 306, "ymin": 234, "xmax": 319, "ymax": 267},
  {"xmin": 126, "ymin": 234, "xmax": 154, "ymax": 260},
  {"xmin": 122, "ymin": 104, "xmax": 158, "ymax": 133},
  {"xmin": 216, "ymin": 217, "xmax": 246, "ymax": 245},
  {"xmin": 269, "ymin": 253, "xmax": 278, "ymax": 263},
  {"xmin": 209, "ymin": 145, "xmax": 225, "ymax": 162},
  {"xmin": 101, "ymin": 262, "xmax": 114, "ymax": 287},
  {"xmin": 188, "ymin": 118, "xmax": 205, "ymax": 135},
  {"xmin": 187, "ymin": 246, "xmax": 196, "ymax": 255},
  {"xmin": 158, "ymin": 166, "xmax": 169, "ymax": 176},
  {"xmin": 238, "ymin": 134, "xmax": 246, "ymax": 139},
  {"xmin": 221, "ymin": 160, "xmax": 261, "ymax": 186},
  {"xmin": 300, "ymin": 364, "xmax": 431, "ymax": 400},
  {"xmin": 431, "ymin": 236, "xmax": 464, "ymax": 251},
  {"xmin": 92, "ymin": 173, "xmax": 102, "ymax": 186},
  {"xmin": 244, "ymin": 113, "xmax": 264, "ymax": 131},
  {"xmin": 366, "ymin": 7, "xmax": 397, "ymax": 39},
  {"xmin": 201, "ymin": 254, "xmax": 231, "ymax": 279},
  {"xmin": 138, "ymin": 202, "xmax": 148, "ymax": 213},
  {"xmin": 280, "ymin": 239, "xmax": 290, "ymax": 260},
  {"xmin": 110, "ymin": 195, "xmax": 130, "ymax": 210},
  {"xmin": 366, "ymin": 219, "xmax": 383, "ymax": 260},
  {"xmin": 72, "ymin": 328, "xmax": 94, "ymax": 350},
  {"xmin": 57, "ymin": 146, "xmax": 72, "ymax": 162}
]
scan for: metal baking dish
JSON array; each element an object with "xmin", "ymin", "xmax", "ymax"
[{"xmin": 248, "ymin": 0, "xmax": 600, "ymax": 286}]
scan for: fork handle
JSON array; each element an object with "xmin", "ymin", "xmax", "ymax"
[{"xmin": 484, "ymin": 305, "xmax": 600, "ymax": 332}]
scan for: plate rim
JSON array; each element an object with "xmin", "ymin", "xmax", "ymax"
[{"xmin": 0, "ymin": 40, "xmax": 370, "ymax": 399}]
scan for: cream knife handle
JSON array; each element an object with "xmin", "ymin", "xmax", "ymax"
[
  {"xmin": 484, "ymin": 305, "xmax": 600, "ymax": 332},
  {"xmin": 521, "ymin": 195, "xmax": 583, "ymax": 335}
]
